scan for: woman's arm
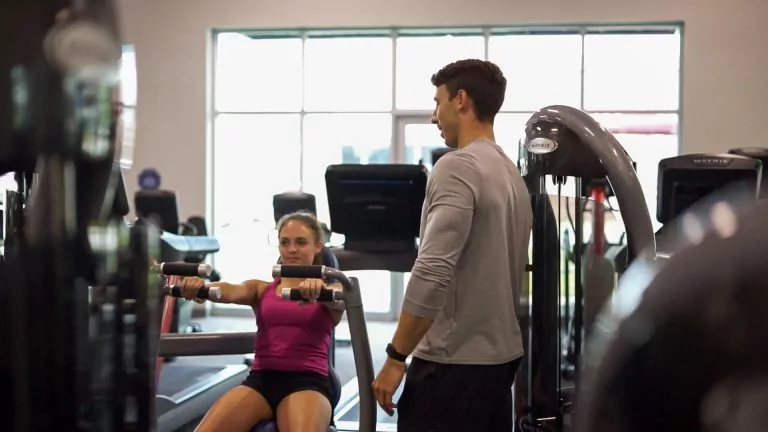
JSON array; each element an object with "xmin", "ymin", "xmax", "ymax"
[
  {"xmin": 207, "ymin": 279, "xmax": 268, "ymax": 306},
  {"xmin": 322, "ymin": 282, "xmax": 345, "ymax": 324}
]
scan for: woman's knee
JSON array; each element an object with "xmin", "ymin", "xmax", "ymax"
[{"xmin": 275, "ymin": 390, "xmax": 332, "ymax": 432}]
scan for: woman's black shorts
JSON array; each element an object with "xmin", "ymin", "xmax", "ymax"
[{"xmin": 242, "ymin": 369, "xmax": 333, "ymax": 414}]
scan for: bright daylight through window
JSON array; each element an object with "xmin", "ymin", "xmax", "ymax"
[{"xmin": 210, "ymin": 27, "xmax": 682, "ymax": 315}]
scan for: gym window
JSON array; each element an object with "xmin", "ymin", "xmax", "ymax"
[
  {"xmin": 120, "ymin": 45, "xmax": 138, "ymax": 170},
  {"xmin": 208, "ymin": 25, "xmax": 682, "ymax": 318}
]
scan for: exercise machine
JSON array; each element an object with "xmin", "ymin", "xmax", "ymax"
[
  {"xmin": 729, "ymin": 147, "xmax": 768, "ymax": 198},
  {"xmin": 153, "ymin": 258, "xmax": 247, "ymax": 432},
  {"xmin": 517, "ymin": 105, "xmax": 657, "ymax": 431},
  {"xmin": 323, "ymin": 163, "xmax": 426, "ymax": 430},
  {"xmin": 272, "ymin": 190, "xmax": 333, "ymax": 252},
  {"xmin": 153, "ymin": 262, "xmax": 219, "ymax": 384},
  {"xmin": 325, "ymin": 163, "xmax": 424, "ymax": 260},
  {"xmin": 150, "ymin": 239, "xmax": 253, "ymax": 432},
  {"xmin": 180, "ymin": 215, "xmax": 223, "ymax": 281},
  {"xmin": 151, "ymin": 232, "xmax": 232, "ymax": 431},
  {"xmin": 604, "ymin": 151, "xmax": 762, "ymax": 288},
  {"xmin": 656, "ymin": 153, "xmax": 761, "ymax": 227},
  {"xmin": 136, "ymin": 189, "xmax": 220, "ymax": 333},
  {"xmin": 429, "ymin": 147, "xmax": 455, "ymax": 168},
  {"xmin": 575, "ymin": 178, "xmax": 768, "ymax": 432},
  {"xmin": 567, "ymin": 151, "xmax": 762, "ymax": 432},
  {"xmin": 157, "ymin": 265, "xmax": 377, "ymax": 432},
  {"xmin": 0, "ymin": 1, "xmax": 167, "ymax": 430},
  {"xmin": 152, "ymin": 203, "xmax": 342, "ymax": 431}
]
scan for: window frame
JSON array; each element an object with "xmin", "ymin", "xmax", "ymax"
[{"xmin": 207, "ymin": 24, "xmax": 684, "ymax": 318}]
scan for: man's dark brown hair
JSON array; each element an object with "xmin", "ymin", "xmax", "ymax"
[{"xmin": 431, "ymin": 59, "xmax": 507, "ymax": 123}]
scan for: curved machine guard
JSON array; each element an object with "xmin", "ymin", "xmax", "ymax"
[
  {"xmin": 520, "ymin": 105, "xmax": 657, "ymax": 259},
  {"xmin": 577, "ymin": 199, "xmax": 768, "ymax": 432}
]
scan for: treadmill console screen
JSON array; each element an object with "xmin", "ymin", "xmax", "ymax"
[
  {"xmin": 134, "ymin": 189, "xmax": 180, "ymax": 234},
  {"xmin": 325, "ymin": 164, "xmax": 427, "ymax": 246},
  {"xmin": 657, "ymin": 154, "xmax": 761, "ymax": 224},
  {"xmin": 669, "ymin": 182, "xmax": 723, "ymax": 220}
]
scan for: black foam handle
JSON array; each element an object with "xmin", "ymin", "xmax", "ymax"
[
  {"xmin": 167, "ymin": 284, "xmax": 221, "ymax": 300},
  {"xmin": 277, "ymin": 265, "xmax": 324, "ymax": 279},
  {"xmin": 161, "ymin": 262, "xmax": 210, "ymax": 277},
  {"xmin": 285, "ymin": 288, "xmax": 336, "ymax": 302}
]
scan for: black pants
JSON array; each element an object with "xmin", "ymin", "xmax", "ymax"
[{"xmin": 398, "ymin": 357, "xmax": 522, "ymax": 432}]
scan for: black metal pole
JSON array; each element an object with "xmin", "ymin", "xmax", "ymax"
[
  {"xmin": 518, "ymin": 175, "xmax": 561, "ymax": 431},
  {"xmin": 573, "ymin": 179, "xmax": 584, "ymax": 388},
  {"xmin": 133, "ymin": 223, "xmax": 161, "ymax": 431}
]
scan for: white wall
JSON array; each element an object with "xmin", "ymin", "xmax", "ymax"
[{"xmin": 117, "ymin": 0, "xmax": 768, "ymax": 219}]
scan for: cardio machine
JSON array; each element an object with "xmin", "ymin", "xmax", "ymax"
[
  {"xmin": 575, "ymin": 166, "xmax": 768, "ymax": 432},
  {"xmin": 322, "ymin": 163, "xmax": 426, "ymax": 430},
  {"xmin": 607, "ymin": 152, "xmax": 763, "ymax": 265}
]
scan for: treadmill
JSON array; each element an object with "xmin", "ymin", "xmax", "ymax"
[
  {"xmin": 322, "ymin": 164, "xmax": 426, "ymax": 431},
  {"xmin": 154, "ymin": 232, "xmax": 249, "ymax": 431},
  {"xmin": 157, "ymin": 265, "xmax": 378, "ymax": 432},
  {"xmin": 607, "ymin": 152, "xmax": 763, "ymax": 267}
]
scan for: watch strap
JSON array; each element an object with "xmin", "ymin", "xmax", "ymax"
[{"xmin": 386, "ymin": 343, "xmax": 408, "ymax": 362}]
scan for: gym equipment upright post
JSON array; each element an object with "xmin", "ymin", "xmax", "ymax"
[{"xmin": 517, "ymin": 105, "xmax": 657, "ymax": 431}]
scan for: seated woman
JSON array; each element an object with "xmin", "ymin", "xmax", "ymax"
[{"xmin": 178, "ymin": 211, "xmax": 343, "ymax": 432}]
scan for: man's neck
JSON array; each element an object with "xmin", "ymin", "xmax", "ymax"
[{"xmin": 457, "ymin": 123, "xmax": 495, "ymax": 149}]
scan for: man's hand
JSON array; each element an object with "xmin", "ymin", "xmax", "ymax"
[{"xmin": 372, "ymin": 357, "xmax": 407, "ymax": 416}]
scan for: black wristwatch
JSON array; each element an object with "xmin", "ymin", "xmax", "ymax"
[{"xmin": 386, "ymin": 343, "xmax": 408, "ymax": 363}]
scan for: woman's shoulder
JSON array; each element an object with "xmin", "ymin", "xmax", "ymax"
[{"xmin": 243, "ymin": 278, "xmax": 278, "ymax": 298}]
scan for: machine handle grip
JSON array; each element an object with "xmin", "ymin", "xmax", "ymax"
[
  {"xmin": 281, "ymin": 288, "xmax": 341, "ymax": 302},
  {"xmin": 272, "ymin": 264, "xmax": 325, "ymax": 279},
  {"xmin": 166, "ymin": 284, "xmax": 221, "ymax": 300},
  {"xmin": 159, "ymin": 262, "xmax": 212, "ymax": 278}
]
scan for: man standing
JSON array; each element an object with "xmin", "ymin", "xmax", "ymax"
[{"xmin": 372, "ymin": 59, "xmax": 533, "ymax": 431}]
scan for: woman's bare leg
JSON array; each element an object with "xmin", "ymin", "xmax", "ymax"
[
  {"xmin": 275, "ymin": 390, "xmax": 332, "ymax": 432},
  {"xmin": 194, "ymin": 385, "xmax": 272, "ymax": 432}
]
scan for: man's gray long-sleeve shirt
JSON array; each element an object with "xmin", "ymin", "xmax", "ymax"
[{"xmin": 403, "ymin": 139, "xmax": 533, "ymax": 365}]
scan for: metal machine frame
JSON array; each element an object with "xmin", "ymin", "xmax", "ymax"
[{"xmin": 517, "ymin": 105, "xmax": 657, "ymax": 431}]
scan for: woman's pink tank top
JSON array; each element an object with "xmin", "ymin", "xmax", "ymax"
[{"xmin": 250, "ymin": 279, "xmax": 336, "ymax": 375}]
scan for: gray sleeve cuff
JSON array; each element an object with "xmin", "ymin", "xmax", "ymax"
[
  {"xmin": 402, "ymin": 297, "xmax": 441, "ymax": 319},
  {"xmin": 402, "ymin": 274, "xmax": 443, "ymax": 319}
]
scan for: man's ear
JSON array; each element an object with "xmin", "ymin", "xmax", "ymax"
[{"xmin": 455, "ymin": 89, "xmax": 471, "ymax": 111}]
